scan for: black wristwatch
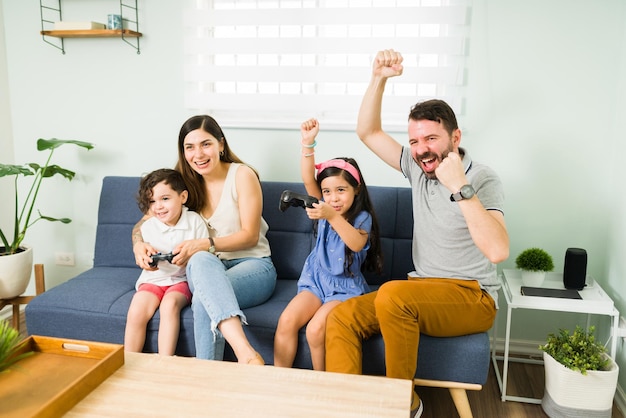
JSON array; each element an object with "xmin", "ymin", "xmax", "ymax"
[
  {"xmin": 208, "ymin": 237, "xmax": 216, "ymax": 254},
  {"xmin": 450, "ymin": 184, "xmax": 475, "ymax": 202}
]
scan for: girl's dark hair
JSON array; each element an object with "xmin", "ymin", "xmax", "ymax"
[
  {"xmin": 137, "ymin": 168, "xmax": 187, "ymax": 214},
  {"xmin": 316, "ymin": 157, "xmax": 383, "ymax": 275},
  {"xmin": 175, "ymin": 115, "xmax": 259, "ymax": 213}
]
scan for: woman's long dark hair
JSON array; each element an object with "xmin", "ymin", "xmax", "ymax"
[
  {"xmin": 175, "ymin": 115, "xmax": 258, "ymax": 213},
  {"xmin": 316, "ymin": 157, "xmax": 383, "ymax": 275}
]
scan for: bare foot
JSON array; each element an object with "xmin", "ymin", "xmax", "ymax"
[{"xmin": 244, "ymin": 352, "xmax": 264, "ymax": 366}]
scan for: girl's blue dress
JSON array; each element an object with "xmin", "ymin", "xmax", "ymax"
[{"xmin": 297, "ymin": 210, "xmax": 372, "ymax": 302}]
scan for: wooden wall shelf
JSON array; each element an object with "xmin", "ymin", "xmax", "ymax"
[
  {"xmin": 39, "ymin": 0, "xmax": 141, "ymax": 54},
  {"xmin": 40, "ymin": 29, "xmax": 142, "ymax": 38}
]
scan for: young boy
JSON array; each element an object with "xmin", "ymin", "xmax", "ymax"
[{"xmin": 124, "ymin": 168, "xmax": 208, "ymax": 355}]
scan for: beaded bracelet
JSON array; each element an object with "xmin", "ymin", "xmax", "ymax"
[
  {"xmin": 302, "ymin": 151, "xmax": 315, "ymax": 157},
  {"xmin": 301, "ymin": 139, "xmax": 317, "ymax": 148}
]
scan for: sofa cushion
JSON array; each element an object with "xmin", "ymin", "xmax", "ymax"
[
  {"xmin": 94, "ymin": 176, "xmax": 142, "ymax": 269},
  {"xmin": 361, "ymin": 332, "xmax": 491, "ymax": 384},
  {"xmin": 260, "ymin": 182, "xmax": 315, "ymax": 280}
]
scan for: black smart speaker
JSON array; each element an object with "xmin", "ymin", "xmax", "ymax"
[{"xmin": 563, "ymin": 248, "xmax": 587, "ymax": 290}]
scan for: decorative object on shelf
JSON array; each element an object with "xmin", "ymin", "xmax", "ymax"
[
  {"xmin": 515, "ymin": 247, "xmax": 554, "ymax": 287},
  {"xmin": 53, "ymin": 21, "xmax": 106, "ymax": 30},
  {"xmin": 0, "ymin": 320, "xmax": 33, "ymax": 373},
  {"xmin": 539, "ymin": 326, "xmax": 618, "ymax": 417},
  {"xmin": 107, "ymin": 14, "xmax": 122, "ymax": 30},
  {"xmin": 0, "ymin": 139, "xmax": 94, "ymax": 298}
]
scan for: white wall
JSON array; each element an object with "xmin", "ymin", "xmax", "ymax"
[
  {"xmin": 607, "ymin": 0, "xmax": 626, "ymax": 398},
  {"xmin": 468, "ymin": 0, "xmax": 626, "ymax": 331},
  {"xmin": 2, "ymin": 0, "xmax": 626, "ymax": 392},
  {"xmin": 0, "ymin": 0, "xmax": 13, "ymax": 238}
]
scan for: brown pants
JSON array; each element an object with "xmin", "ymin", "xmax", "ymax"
[{"xmin": 325, "ymin": 278, "xmax": 497, "ymax": 380}]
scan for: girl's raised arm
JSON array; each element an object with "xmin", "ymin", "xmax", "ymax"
[{"xmin": 300, "ymin": 118, "xmax": 321, "ymax": 199}]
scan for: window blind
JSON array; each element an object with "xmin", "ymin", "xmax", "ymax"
[{"xmin": 183, "ymin": 0, "xmax": 470, "ymax": 131}]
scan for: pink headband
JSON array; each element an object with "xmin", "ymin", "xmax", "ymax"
[{"xmin": 315, "ymin": 159, "xmax": 361, "ymax": 184}]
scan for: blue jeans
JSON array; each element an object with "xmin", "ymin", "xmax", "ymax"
[{"xmin": 187, "ymin": 252, "xmax": 277, "ymax": 360}]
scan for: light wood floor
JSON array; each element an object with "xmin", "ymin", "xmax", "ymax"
[
  {"xmin": 16, "ymin": 315, "xmax": 623, "ymax": 418},
  {"xmin": 416, "ymin": 357, "xmax": 624, "ymax": 418}
]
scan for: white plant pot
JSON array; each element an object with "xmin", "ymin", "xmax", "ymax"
[
  {"xmin": 0, "ymin": 246, "xmax": 33, "ymax": 299},
  {"xmin": 542, "ymin": 351, "xmax": 619, "ymax": 417},
  {"xmin": 521, "ymin": 270, "xmax": 545, "ymax": 287}
]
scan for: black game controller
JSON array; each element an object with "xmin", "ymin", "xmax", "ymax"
[
  {"xmin": 149, "ymin": 252, "xmax": 175, "ymax": 268},
  {"xmin": 279, "ymin": 190, "xmax": 319, "ymax": 212}
]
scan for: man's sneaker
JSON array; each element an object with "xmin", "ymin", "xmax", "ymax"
[{"xmin": 410, "ymin": 399, "xmax": 423, "ymax": 418}]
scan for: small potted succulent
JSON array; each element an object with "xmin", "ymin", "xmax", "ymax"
[
  {"xmin": 515, "ymin": 247, "xmax": 554, "ymax": 286},
  {"xmin": 539, "ymin": 326, "xmax": 618, "ymax": 417}
]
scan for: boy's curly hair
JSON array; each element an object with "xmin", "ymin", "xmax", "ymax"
[{"xmin": 137, "ymin": 168, "xmax": 187, "ymax": 214}]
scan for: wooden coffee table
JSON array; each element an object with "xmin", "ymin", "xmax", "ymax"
[{"xmin": 64, "ymin": 352, "xmax": 411, "ymax": 417}]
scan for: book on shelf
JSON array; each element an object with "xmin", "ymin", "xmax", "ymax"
[{"xmin": 53, "ymin": 21, "xmax": 106, "ymax": 31}]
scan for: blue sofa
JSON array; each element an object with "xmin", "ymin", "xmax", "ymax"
[{"xmin": 26, "ymin": 176, "xmax": 490, "ymax": 417}]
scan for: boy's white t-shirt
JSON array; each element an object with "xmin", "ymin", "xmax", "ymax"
[{"xmin": 135, "ymin": 206, "xmax": 209, "ymax": 290}]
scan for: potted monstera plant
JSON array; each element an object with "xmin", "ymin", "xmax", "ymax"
[
  {"xmin": 515, "ymin": 247, "xmax": 554, "ymax": 287},
  {"xmin": 539, "ymin": 325, "xmax": 618, "ymax": 417},
  {"xmin": 0, "ymin": 138, "xmax": 94, "ymax": 298}
]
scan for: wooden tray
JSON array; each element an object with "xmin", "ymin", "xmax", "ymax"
[{"xmin": 0, "ymin": 336, "xmax": 124, "ymax": 418}]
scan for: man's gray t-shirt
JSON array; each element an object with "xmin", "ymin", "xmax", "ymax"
[{"xmin": 400, "ymin": 146, "xmax": 504, "ymax": 304}]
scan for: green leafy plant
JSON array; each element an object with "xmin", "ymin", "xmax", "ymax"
[
  {"xmin": 0, "ymin": 320, "xmax": 33, "ymax": 373},
  {"xmin": 539, "ymin": 325, "xmax": 609, "ymax": 375},
  {"xmin": 515, "ymin": 247, "xmax": 554, "ymax": 272},
  {"xmin": 0, "ymin": 138, "xmax": 94, "ymax": 255}
]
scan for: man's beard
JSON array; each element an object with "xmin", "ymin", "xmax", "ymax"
[{"xmin": 414, "ymin": 145, "xmax": 453, "ymax": 180}]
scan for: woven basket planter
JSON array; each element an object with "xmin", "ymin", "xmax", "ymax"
[{"xmin": 542, "ymin": 351, "xmax": 619, "ymax": 418}]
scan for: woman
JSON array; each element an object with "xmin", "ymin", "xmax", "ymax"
[{"xmin": 132, "ymin": 115, "xmax": 277, "ymax": 364}]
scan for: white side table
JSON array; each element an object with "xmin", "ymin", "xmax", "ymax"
[{"xmin": 491, "ymin": 269, "xmax": 619, "ymax": 404}]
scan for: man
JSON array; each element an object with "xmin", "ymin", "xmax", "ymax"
[{"xmin": 325, "ymin": 49, "xmax": 509, "ymax": 418}]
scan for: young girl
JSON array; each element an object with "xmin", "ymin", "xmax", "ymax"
[
  {"xmin": 124, "ymin": 169, "xmax": 208, "ymax": 355},
  {"xmin": 274, "ymin": 118, "xmax": 383, "ymax": 370}
]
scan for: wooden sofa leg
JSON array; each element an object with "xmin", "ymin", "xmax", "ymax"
[
  {"xmin": 413, "ymin": 378, "xmax": 480, "ymax": 418},
  {"xmin": 449, "ymin": 388, "xmax": 473, "ymax": 418}
]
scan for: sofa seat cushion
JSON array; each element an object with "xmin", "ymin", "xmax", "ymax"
[
  {"xmin": 362, "ymin": 332, "xmax": 491, "ymax": 385},
  {"xmin": 236, "ymin": 281, "xmax": 490, "ymax": 385},
  {"xmin": 26, "ymin": 266, "xmax": 197, "ymax": 357},
  {"xmin": 27, "ymin": 267, "xmax": 136, "ymax": 343}
]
